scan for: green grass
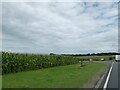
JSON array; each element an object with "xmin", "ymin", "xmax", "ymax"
[
  {"xmin": 0, "ymin": 71, "xmax": 1, "ymax": 88},
  {"xmin": 2, "ymin": 62, "xmax": 106, "ymax": 88}
]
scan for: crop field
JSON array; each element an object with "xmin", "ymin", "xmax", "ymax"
[
  {"xmin": 2, "ymin": 52, "xmax": 114, "ymax": 75},
  {"xmin": 2, "ymin": 52, "xmax": 113, "ymax": 88},
  {"xmin": 2, "ymin": 52, "xmax": 80, "ymax": 74}
]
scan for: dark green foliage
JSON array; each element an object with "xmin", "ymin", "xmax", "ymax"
[
  {"xmin": 2, "ymin": 52, "xmax": 81, "ymax": 74},
  {"xmin": 109, "ymin": 57, "xmax": 113, "ymax": 60}
]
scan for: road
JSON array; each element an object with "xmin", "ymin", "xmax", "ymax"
[{"xmin": 102, "ymin": 61, "xmax": 120, "ymax": 89}]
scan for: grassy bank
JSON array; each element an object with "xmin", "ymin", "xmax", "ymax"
[
  {"xmin": 2, "ymin": 62, "xmax": 106, "ymax": 88},
  {"xmin": 0, "ymin": 76, "xmax": 1, "ymax": 89}
]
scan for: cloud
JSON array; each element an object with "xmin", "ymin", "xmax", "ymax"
[{"xmin": 2, "ymin": 2, "xmax": 118, "ymax": 54}]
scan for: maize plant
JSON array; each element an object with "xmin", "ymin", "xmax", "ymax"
[{"xmin": 2, "ymin": 52, "xmax": 84, "ymax": 74}]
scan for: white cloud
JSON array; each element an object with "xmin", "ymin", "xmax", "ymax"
[{"xmin": 2, "ymin": 2, "xmax": 118, "ymax": 54}]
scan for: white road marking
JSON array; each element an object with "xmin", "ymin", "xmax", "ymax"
[{"xmin": 103, "ymin": 62, "xmax": 114, "ymax": 90}]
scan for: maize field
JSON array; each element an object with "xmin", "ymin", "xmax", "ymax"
[
  {"xmin": 2, "ymin": 52, "xmax": 114, "ymax": 75},
  {"xmin": 2, "ymin": 52, "xmax": 81, "ymax": 74}
]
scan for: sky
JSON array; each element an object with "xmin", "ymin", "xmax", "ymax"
[{"xmin": 1, "ymin": 1, "xmax": 119, "ymax": 54}]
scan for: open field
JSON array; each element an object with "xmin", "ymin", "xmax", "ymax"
[
  {"xmin": 2, "ymin": 62, "xmax": 106, "ymax": 88},
  {"xmin": 2, "ymin": 52, "xmax": 80, "ymax": 74},
  {"xmin": 2, "ymin": 52, "xmax": 114, "ymax": 74},
  {"xmin": 77, "ymin": 55, "xmax": 115, "ymax": 61},
  {"xmin": 2, "ymin": 52, "xmax": 112, "ymax": 88}
]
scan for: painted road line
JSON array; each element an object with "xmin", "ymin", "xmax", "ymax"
[{"xmin": 103, "ymin": 62, "xmax": 114, "ymax": 89}]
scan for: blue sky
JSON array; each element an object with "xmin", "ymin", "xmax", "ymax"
[{"xmin": 2, "ymin": 1, "xmax": 118, "ymax": 54}]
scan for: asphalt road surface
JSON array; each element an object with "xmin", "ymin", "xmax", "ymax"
[{"xmin": 103, "ymin": 61, "xmax": 120, "ymax": 89}]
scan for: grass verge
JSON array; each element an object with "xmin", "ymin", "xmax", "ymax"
[
  {"xmin": 0, "ymin": 75, "xmax": 2, "ymax": 89},
  {"xmin": 2, "ymin": 62, "xmax": 106, "ymax": 88}
]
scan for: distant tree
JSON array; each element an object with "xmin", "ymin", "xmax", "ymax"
[
  {"xmin": 50, "ymin": 53, "xmax": 55, "ymax": 55},
  {"xmin": 87, "ymin": 53, "xmax": 90, "ymax": 56}
]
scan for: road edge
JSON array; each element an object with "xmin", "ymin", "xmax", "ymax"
[{"xmin": 95, "ymin": 62, "xmax": 113, "ymax": 88}]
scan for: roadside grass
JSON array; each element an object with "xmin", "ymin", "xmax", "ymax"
[
  {"xmin": 2, "ymin": 62, "xmax": 106, "ymax": 88},
  {"xmin": 0, "ymin": 73, "xmax": 1, "ymax": 88}
]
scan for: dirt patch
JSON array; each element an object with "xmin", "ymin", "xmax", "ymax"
[{"xmin": 81, "ymin": 66, "xmax": 108, "ymax": 88}]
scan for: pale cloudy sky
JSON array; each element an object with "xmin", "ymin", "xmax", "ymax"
[{"xmin": 2, "ymin": 1, "xmax": 119, "ymax": 54}]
